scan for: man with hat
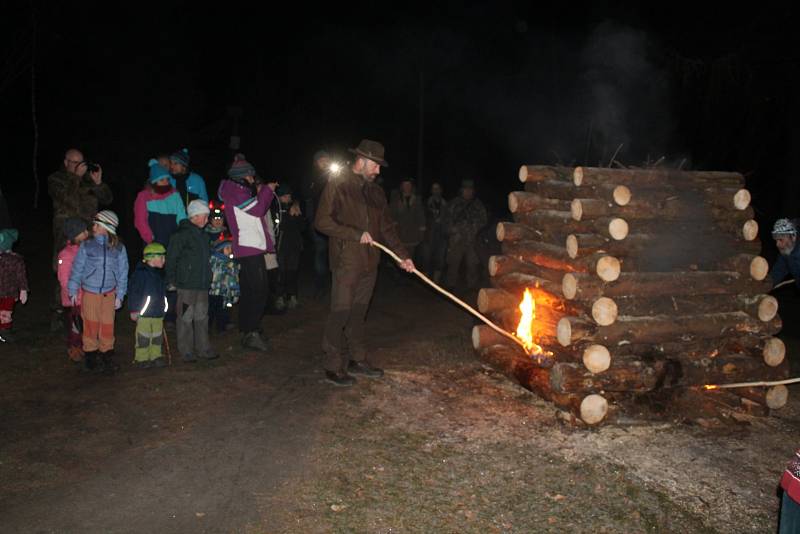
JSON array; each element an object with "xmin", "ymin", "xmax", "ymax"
[
  {"xmin": 390, "ymin": 177, "xmax": 426, "ymax": 266},
  {"xmin": 168, "ymin": 148, "xmax": 209, "ymax": 208},
  {"xmin": 769, "ymin": 218, "xmax": 800, "ymax": 289},
  {"xmin": 315, "ymin": 139, "xmax": 415, "ymax": 386},
  {"xmin": 444, "ymin": 179, "xmax": 487, "ymax": 289}
]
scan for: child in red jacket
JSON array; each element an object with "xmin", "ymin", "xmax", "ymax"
[{"xmin": 57, "ymin": 218, "xmax": 90, "ymax": 361}]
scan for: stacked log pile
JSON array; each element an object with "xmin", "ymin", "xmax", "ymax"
[{"xmin": 473, "ymin": 165, "xmax": 790, "ymax": 425}]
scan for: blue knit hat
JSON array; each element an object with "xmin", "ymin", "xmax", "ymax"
[
  {"xmin": 0, "ymin": 228, "xmax": 18, "ymax": 251},
  {"xmin": 148, "ymin": 158, "xmax": 170, "ymax": 183},
  {"xmin": 169, "ymin": 148, "xmax": 190, "ymax": 167},
  {"xmin": 227, "ymin": 153, "xmax": 256, "ymax": 180}
]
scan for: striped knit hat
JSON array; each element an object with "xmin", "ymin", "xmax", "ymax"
[
  {"xmin": 227, "ymin": 153, "xmax": 256, "ymax": 180},
  {"xmin": 170, "ymin": 148, "xmax": 190, "ymax": 167},
  {"xmin": 94, "ymin": 210, "xmax": 119, "ymax": 235}
]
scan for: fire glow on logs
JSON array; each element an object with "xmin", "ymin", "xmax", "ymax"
[{"xmin": 514, "ymin": 288, "xmax": 551, "ymax": 357}]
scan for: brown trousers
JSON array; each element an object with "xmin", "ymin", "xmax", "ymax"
[
  {"xmin": 322, "ymin": 268, "xmax": 378, "ymax": 372},
  {"xmin": 81, "ymin": 290, "xmax": 116, "ymax": 353}
]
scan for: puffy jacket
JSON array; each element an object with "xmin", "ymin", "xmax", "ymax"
[
  {"xmin": 218, "ymin": 180, "xmax": 275, "ymax": 258},
  {"xmin": 67, "ymin": 234, "xmax": 129, "ymax": 299},
  {"xmin": 166, "ymin": 219, "xmax": 211, "ymax": 290},
  {"xmin": 169, "ymin": 172, "xmax": 208, "ymax": 206},
  {"xmin": 57, "ymin": 243, "xmax": 82, "ymax": 306},
  {"xmin": 769, "ymin": 243, "xmax": 800, "ymax": 289},
  {"xmin": 134, "ymin": 186, "xmax": 187, "ymax": 245},
  {"xmin": 128, "ymin": 262, "xmax": 167, "ymax": 318}
]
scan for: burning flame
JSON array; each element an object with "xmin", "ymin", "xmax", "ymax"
[
  {"xmin": 515, "ymin": 289, "xmax": 550, "ymax": 357},
  {"xmin": 704, "ymin": 385, "xmax": 718, "ymax": 390}
]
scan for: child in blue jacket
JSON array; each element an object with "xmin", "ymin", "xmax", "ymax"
[
  {"xmin": 68, "ymin": 210, "xmax": 128, "ymax": 374},
  {"xmin": 128, "ymin": 242, "xmax": 168, "ymax": 368}
]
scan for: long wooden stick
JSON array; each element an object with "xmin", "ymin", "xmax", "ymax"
[
  {"xmin": 371, "ymin": 241, "xmax": 528, "ymax": 352},
  {"xmin": 705, "ymin": 377, "xmax": 800, "ymax": 390},
  {"xmin": 773, "ymin": 279, "xmax": 795, "ymax": 290}
]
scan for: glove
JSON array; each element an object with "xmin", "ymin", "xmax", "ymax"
[
  {"xmin": 115, "ymin": 298, "xmax": 122, "ymax": 310},
  {"xmin": 130, "ymin": 312, "xmax": 139, "ymax": 322},
  {"xmin": 70, "ymin": 295, "xmax": 78, "ymax": 306},
  {"xmin": 19, "ymin": 290, "xmax": 28, "ymax": 305}
]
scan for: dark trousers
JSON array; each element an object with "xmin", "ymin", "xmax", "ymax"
[
  {"xmin": 208, "ymin": 294, "xmax": 230, "ymax": 332},
  {"xmin": 313, "ymin": 231, "xmax": 329, "ymax": 293},
  {"xmin": 781, "ymin": 492, "xmax": 800, "ymax": 534},
  {"xmin": 322, "ymin": 268, "xmax": 377, "ymax": 373},
  {"xmin": 279, "ymin": 267, "xmax": 299, "ymax": 296},
  {"xmin": 238, "ymin": 254, "xmax": 268, "ymax": 334}
]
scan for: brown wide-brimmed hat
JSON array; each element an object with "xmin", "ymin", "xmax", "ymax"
[{"xmin": 348, "ymin": 139, "xmax": 389, "ymax": 167}]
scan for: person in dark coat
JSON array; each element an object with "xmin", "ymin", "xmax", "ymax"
[
  {"xmin": 315, "ymin": 139, "xmax": 414, "ymax": 387},
  {"xmin": 128, "ymin": 242, "xmax": 168, "ymax": 368},
  {"xmin": 275, "ymin": 185, "xmax": 306, "ymax": 310}
]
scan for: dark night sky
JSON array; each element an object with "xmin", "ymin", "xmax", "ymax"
[{"xmin": 3, "ymin": 1, "xmax": 800, "ymax": 255}]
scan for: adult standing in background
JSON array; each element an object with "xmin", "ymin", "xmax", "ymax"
[{"xmin": 168, "ymin": 148, "xmax": 209, "ymax": 207}]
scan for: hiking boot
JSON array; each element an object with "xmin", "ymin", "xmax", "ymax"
[
  {"xmin": 100, "ymin": 353, "xmax": 119, "ymax": 375},
  {"xmin": 325, "ymin": 370, "xmax": 356, "ymax": 387},
  {"xmin": 348, "ymin": 360, "xmax": 384, "ymax": 378},
  {"xmin": 182, "ymin": 353, "xmax": 197, "ymax": 363},
  {"xmin": 242, "ymin": 331, "xmax": 270, "ymax": 352},
  {"xmin": 152, "ymin": 357, "xmax": 167, "ymax": 368},
  {"xmin": 287, "ymin": 295, "xmax": 298, "ymax": 309}
]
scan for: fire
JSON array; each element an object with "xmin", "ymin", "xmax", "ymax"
[
  {"xmin": 704, "ymin": 385, "xmax": 718, "ymax": 390},
  {"xmin": 515, "ymin": 289, "xmax": 550, "ymax": 357}
]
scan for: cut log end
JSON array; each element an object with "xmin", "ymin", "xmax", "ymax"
[
  {"xmin": 496, "ymin": 223, "xmax": 506, "ymax": 242},
  {"xmin": 609, "ymin": 218, "xmax": 629, "ymax": 241},
  {"xmin": 734, "ymin": 189, "xmax": 751, "ymax": 210},
  {"xmin": 557, "ymin": 317, "xmax": 572, "ymax": 346},
  {"xmin": 508, "ymin": 192, "xmax": 520, "ymax": 213},
  {"xmin": 763, "ymin": 337, "xmax": 786, "ymax": 367},
  {"xmin": 596, "ymin": 256, "xmax": 621, "ymax": 282},
  {"xmin": 613, "ymin": 185, "xmax": 632, "ymax": 206},
  {"xmin": 471, "ymin": 325, "xmax": 481, "ymax": 350},
  {"xmin": 591, "ymin": 297, "xmax": 618, "ymax": 326},
  {"xmin": 517, "ymin": 165, "xmax": 528, "ymax": 183},
  {"xmin": 583, "ymin": 344, "xmax": 611, "ymax": 374},
  {"xmin": 566, "ymin": 234, "xmax": 579, "ymax": 259},
  {"xmin": 571, "ymin": 199, "xmax": 583, "ymax": 221},
  {"xmin": 573, "ymin": 167, "xmax": 584, "ymax": 186},
  {"xmin": 749, "ymin": 256, "xmax": 769, "ymax": 281},
  {"xmin": 758, "ymin": 295, "xmax": 779, "ymax": 322},
  {"xmin": 487, "ymin": 256, "xmax": 499, "ymax": 278},
  {"xmin": 477, "ymin": 289, "xmax": 490, "ymax": 313},
  {"xmin": 580, "ymin": 394, "xmax": 608, "ymax": 425},
  {"xmin": 743, "ymin": 220, "xmax": 759, "ymax": 241},
  {"xmin": 766, "ymin": 385, "xmax": 789, "ymax": 410},
  {"xmin": 562, "ymin": 273, "xmax": 578, "ymax": 300}
]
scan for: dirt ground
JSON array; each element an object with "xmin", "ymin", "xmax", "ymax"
[{"xmin": 1, "ymin": 232, "xmax": 799, "ymax": 533}]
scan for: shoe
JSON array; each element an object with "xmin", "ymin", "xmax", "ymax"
[
  {"xmin": 100, "ymin": 353, "xmax": 119, "ymax": 375},
  {"xmin": 325, "ymin": 370, "xmax": 356, "ymax": 387},
  {"xmin": 287, "ymin": 296, "xmax": 298, "ymax": 309},
  {"xmin": 182, "ymin": 353, "xmax": 197, "ymax": 363},
  {"xmin": 134, "ymin": 360, "xmax": 153, "ymax": 370},
  {"xmin": 274, "ymin": 296, "xmax": 286, "ymax": 311},
  {"xmin": 199, "ymin": 352, "xmax": 220, "ymax": 361},
  {"xmin": 152, "ymin": 357, "xmax": 167, "ymax": 368},
  {"xmin": 84, "ymin": 350, "xmax": 98, "ymax": 371},
  {"xmin": 241, "ymin": 332, "xmax": 270, "ymax": 352},
  {"xmin": 347, "ymin": 360, "xmax": 384, "ymax": 378}
]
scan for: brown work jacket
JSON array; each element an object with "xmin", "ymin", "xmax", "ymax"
[{"xmin": 315, "ymin": 169, "xmax": 408, "ymax": 272}]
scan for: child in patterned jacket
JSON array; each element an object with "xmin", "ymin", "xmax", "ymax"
[{"xmin": 208, "ymin": 234, "xmax": 240, "ymax": 334}]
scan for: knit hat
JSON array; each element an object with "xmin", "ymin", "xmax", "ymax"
[
  {"xmin": 169, "ymin": 148, "xmax": 190, "ymax": 167},
  {"xmin": 227, "ymin": 153, "xmax": 256, "ymax": 180},
  {"xmin": 0, "ymin": 228, "xmax": 18, "ymax": 251},
  {"xmin": 94, "ymin": 210, "xmax": 119, "ymax": 235},
  {"xmin": 187, "ymin": 199, "xmax": 210, "ymax": 218},
  {"xmin": 143, "ymin": 242, "xmax": 167, "ymax": 259},
  {"xmin": 213, "ymin": 234, "xmax": 233, "ymax": 251},
  {"xmin": 276, "ymin": 184, "xmax": 292, "ymax": 197},
  {"xmin": 772, "ymin": 218, "xmax": 797, "ymax": 237},
  {"xmin": 63, "ymin": 217, "xmax": 88, "ymax": 241},
  {"xmin": 148, "ymin": 158, "xmax": 170, "ymax": 183}
]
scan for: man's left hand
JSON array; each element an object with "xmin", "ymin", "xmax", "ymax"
[
  {"xmin": 90, "ymin": 165, "xmax": 103, "ymax": 184},
  {"xmin": 399, "ymin": 259, "xmax": 415, "ymax": 273}
]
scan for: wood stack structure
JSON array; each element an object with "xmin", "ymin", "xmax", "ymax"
[{"xmin": 473, "ymin": 165, "xmax": 790, "ymax": 425}]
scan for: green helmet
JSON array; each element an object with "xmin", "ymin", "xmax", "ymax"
[{"xmin": 143, "ymin": 242, "xmax": 167, "ymax": 259}]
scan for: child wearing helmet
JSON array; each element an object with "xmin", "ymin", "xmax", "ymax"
[{"xmin": 128, "ymin": 242, "xmax": 169, "ymax": 368}]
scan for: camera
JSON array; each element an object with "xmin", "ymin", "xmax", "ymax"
[{"xmin": 82, "ymin": 161, "xmax": 100, "ymax": 173}]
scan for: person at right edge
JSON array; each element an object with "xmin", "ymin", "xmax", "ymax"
[{"xmin": 315, "ymin": 139, "xmax": 414, "ymax": 387}]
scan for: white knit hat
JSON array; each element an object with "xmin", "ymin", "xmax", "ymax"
[
  {"xmin": 94, "ymin": 210, "xmax": 119, "ymax": 234},
  {"xmin": 187, "ymin": 199, "xmax": 210, "ymax": 219}
]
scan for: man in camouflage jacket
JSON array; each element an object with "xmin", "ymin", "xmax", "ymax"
[{"xmin": 444, "ymin": 179, "xmax": 487, "ymax": 289}]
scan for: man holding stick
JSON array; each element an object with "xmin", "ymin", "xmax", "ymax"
[{"xmin": 315, "ymin": 139, "xmax": 414, "ymax": 386}]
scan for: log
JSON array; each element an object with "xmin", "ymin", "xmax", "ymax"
[
  {"xmin": 524, "ymin": 179, "xmax": 631, "ymax": 206},
  {"xmin": 573, "ymin": 166, "xmax": 744, "ymax": 187},
  {"xmin": 591, "ymin": 297, "xmax": 618, "ymax": 326},
  {"xmin": 571, "ymin": 294, "xmax": 778, "ymax": 323},
  {"xmin": 491, "ymin": 272, "xmax": 563, "ymax": 298},
  {"xmin": 518, "ymin": 165, "xmax": 573, "ymax": 183},
  {"xmin": 570, "ymin": 197, "xmax": 755, "ymax": 222},
  {"xmin": 704, "ymin": 187, "xmax": 751, "ymax": 211},
  {"xmin": 730, "ymin": 385, "xmax": 789, "ymax": 410},
  {"xmin": 488, "ymin": 254, "xmax": 565, "ymax": 284},
  {"xmin": 472, "ymin": 324, "xmax": 522, "ymax": 352},
  {"xmin": 502, "ymin": 241, "xmax": 621, "ymax": 282},
  {"xmin": 580, "ymin": 394, "xmax": 608, "ymax": 425},
  {"xmin": 551, "ymin": 360, "xmax": 665, "ymax": 394},
  {"xmin": 624, "ymin": 217, "xmax": 758, "ymax": 241},
  {"xmin": 556, "ymin": 312, "xmax": 781, "ymax": 347},
  {"xmin": 514, "ymin": 210, "xmax": 629, "ymax": 241},
  {"xmin": 565, "ymin": 232, "xmax": 762, "ymax": 260},
  {"xmin": 508, "ymin": 191, "xmax": 571, "ymax": 213},
  {"xmin": 717, "ymin": 254, "xmax": 768, "ymax": 281},
  {"xmin": 496, "ymin": 222, "xmax": 539, "ymax": 243},
  {"xmin": 763, "ymin": 337, "xmax": 786, "ymax": 367},
  {"xmin": 477, "ymin": 288, "xmax": 517, "ymax": 314},
  {"xmin": 583, "ymin": 344, "xmax": 611, "ymax": 373},
  {"xmin": 562, "ymin": 271, "xmax": 772, "ymax": 301}
]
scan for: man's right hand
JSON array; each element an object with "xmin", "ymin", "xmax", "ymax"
[{"xmin": 360, "ymin": 232, "xmax": 373, "ymax": 245}]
